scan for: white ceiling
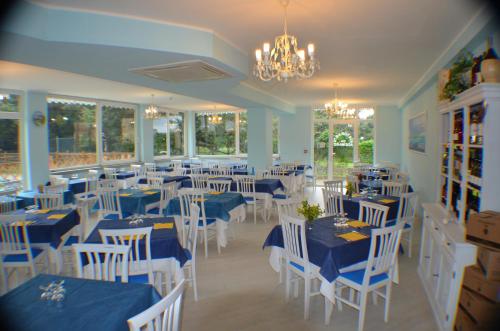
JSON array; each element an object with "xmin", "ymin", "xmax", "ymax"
[
  {"xmin": 28, "ymin": 0, "xmax": 483, "ymax": 107},
  {"xmin": 0, "ymin": 61, "xmax": 238, "ymax": 111}
]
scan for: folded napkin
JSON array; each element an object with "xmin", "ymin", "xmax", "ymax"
[
  {"xmin": 208, "ymin": 191, "xmax": 223, "ymax": 195},
  {"xmin": 34, "ymin": 209, "xmax": 50, "ymax": 214},
  {"xmin": 192, "ymin": 198, "xmax": 206, "ymax": 202},
  {"xmin": 346, "ymin": 220, "xmax": 370, "ymax": 228},
  {"xmin": 122, "ymin": 234, "xmax": 145, "ymax": 241},
  {"xmin": 351, "ymin": 193, "xmax": 361, "ymax": 197},
  {"xmin": 153, "ymin": 223, "xmax": 174, "ymax": 230},
  {"xmin": 143, "ymin": 191, "xmax": 158, "ymax": 195},
  {"xmin": 119, "ymin": 193, "xmax": 132, "ymax": 197},
  {"xmin": 10, "ymin": 221, "xmax": 34, "ymax": 227},
  {"xmin": 47, "ymin": 214, "xmax": 66, "ymax": 220},
  {"xmin": 378, "ymin": 198, "xmax": 397, "ymax": 204},
  {"xmin": 337, "ymin": 231, "xmax": 369, "ymax": 242}
]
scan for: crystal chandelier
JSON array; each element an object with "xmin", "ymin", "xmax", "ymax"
[
  {"xmin": 324, "ymin": 85, "xmax": 358, "ymax": 119},
  {"xmin": 144, "ymin": 94, "xmax": 160, "ymax": 120},
  {"xmin": 208, "ymin": 114, "xmax": 223, "ymax": 124},
  {"xmin": 254, "ymin": 0, "xmax": 319, "ymax": 82}
]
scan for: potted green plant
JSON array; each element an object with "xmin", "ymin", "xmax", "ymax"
[
  {"xmin": 297, "ymin": 200, "xmax": 323, "ymax": 223},
  {"xmin": 346, "ymin": 182, "xmax": 354, "ymax": 199}
]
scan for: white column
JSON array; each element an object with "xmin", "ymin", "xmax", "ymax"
[
  {"xmin": 247, "ymin": 108, "xmax": 273, "ymax": 171},
  {"xmin": 186, "ymin": 111, "xmax": 196, "ymax": 157},
  {"xmin": 23, "ymin": 91, "xmax": 49, "ymax": 189},
  {"xmin": 138, "ymin": 104, "xmax": 154, "ymax": 163}
]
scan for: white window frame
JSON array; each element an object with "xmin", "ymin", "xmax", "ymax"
[
  {"xmin": 153, "ymin": 109, "xmax": 186, "ymax": 160},
  {"xmin": 47, "ymin": 95, "xmax": 139, "ymax": 170}
]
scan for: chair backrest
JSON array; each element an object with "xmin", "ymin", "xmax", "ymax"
[
  {"xmin": 364, "ymin": 223, "xmax": 404, "ymax": 286},
  {"xmin": 235, "ymin": 176, "xmax": 256, "ymax": 197},
  {"xmin": 324, "ymin": 179, "xmax": 343, "ymax": 193},
  {"xmin": 281, "ymin": 162, "xmax": 297, "ymax": 170},
  {"xmin": 346, "ymin": 175, "xmax": 360, "ymax": 193},
  {"xmin": 147, "ymin": 177, "xmax": 164, "ymax": 189},
  {"xmin": 36, "ymin": 193, "xmax": 63, "ymax": 209},
  {"xmin": 73, "ymin": 243, "xmax": 130, "ymax": 282},
  {"xmin": 44, "ymin": 183, "xmax": 66, "ymax": 195},
  {"xmin": 395, "ymin": 172, "xmax": 410, "ymax": 183},
  {"xmin": 131, "ymin": 164, "xmax": 143, "ymax": 178},
  {"xmin": 103, "ymin": 167, "xmax": 118, "ymax": 180},
  {"xmin": 281, "ymin": 214, "xmax": 309, "ymax": 272},
  {"xmin": 84, "ymin": 177, "xmax": 98, "ymax": 195},
  {"xmin": 49, "ymin": 176, "xmax": 69, "ymax": 190},
  {"xmin": 358, "ymin": 201, "xmax": 389, "ymax": 227},
  {"xmin": 173, "ymin": 167, "xmax": 187, "ymax": 176},
  {"xmin": 99, "ymin": 227, "xmax": 154, "ymax": 284},
  {"xmin": 270, "ymin": 166, "xmax": 286, "ymax": 176},
  {"xmin": 0, "ymin": 197, "xmax": 17, "ymax": 214},
  {"xmin": 322, "ymin": 189, "xmax": 344, "ymax": 216},
  {"xmin": 275, "ymin": 198, "xmax": 302, "ymax": 223},
  {"xmin": 382, "ymin": 181, "xmax": 403, "ymax": 197},
  {"xmin": 208, "ymin": 179, "xmax": 231, "ymax": 193},
  {"xmin": 190, "ymin": 174, "xmax": 208, "ymax": 191},
  {"xmin": 397, "ymin": 192, "xmax": 418, "ymax": 226},
  {"xmin": 218, "ymin": 166, "xmax": 233, "ymax": 176},
  {"xmin": 159, "ymin": 182, "xmax": 177, "ymax": 210},
  {"xmin": 255, "ymin": 169, "xmax": 269, "ymax": 179},
  {"xmin": 144, "ymin": 163, "xmax": 156, "ymax": 173},
  {"xmin": 185, "ymin": 203, "xmax": 200, "ymax": 259},
  {"xmin": 127, "ymin": 279, "xmax": 185, "ymax": 331},
  {"xmin": 189, "ymin": 165, "xmax": 203, "ymax": 175},
  {"xmin": 0, "ymin": 214, "xmax": 32, "ymax": 258},
  {"xmin": 172, "ymin": 160, "xmax": 182, "ymax": 169},
  {"xmin": 178, "ymin": 192, "xmax": 206, "ymax": 244},
  {"xmin": 97, "ymin": 187, "xmax": 122, "ymax": 219},
  {"xmin": 98, "ymin": 179, "xmax": 119, "ymax": 189}
]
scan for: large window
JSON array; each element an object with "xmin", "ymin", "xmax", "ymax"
[
  {"xmin": 0, "ymin": 93, "xmax": 22, "ymax": 191},
  {"xmin": 195, "ymin": 112, "xmax": 236, "ymax": 155},
  {"xmin": 101, "ymin": 105, "xmax": 136, "ymax": 162},
  {"xmin": 239, "ymin": 111, "xmax": 247, "ymax": 154},
  {"xmin": 272, "ymin": 114, "xmax": 279, "ymax": 154},
  {"xmin": 48, "ymin": 98, "xmax": 97, "ymax": 169},
  {"xmin": 154, "ymin": 112, "xmax": 185, "ymax": 158}
]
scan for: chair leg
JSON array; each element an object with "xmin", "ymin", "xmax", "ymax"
[
  {"xmin": 253, "ymin": 204, "xmax": 257, "ymax": 224},
  {"xmin": 358, "ymin": 291, "xmax": 368, "ymax": 331},
  {"xmin": 1, "ymin": 267, "xmax": 8, "ymax": 294},
  {"xmin": 372, "ymin": 291, "xmax": 378, "ymax": 305},
  {"xmin": 203, "ymin": 227, "xmax": 208, "ymax": 259},
  {"xmin": 324, "ymin": 296, "xmax": 333, "ymax": 325},
  {"xmin": 408, "ymin": 231, "xmax": 413, "ymax": 258},
  {"xmin": 304, "ymin": 276, "xmax": 311, "ymax": 320},
  {"xmin": 192, "ymin": 264, "xmax": 198, "ymax": 302},
  {"xmin": 384, "ymin": 284, "xmax": 392, "ymax": 322},
  {"xmin": 285, "ymin": 267, "xmax": 291, "ymax": 302}
]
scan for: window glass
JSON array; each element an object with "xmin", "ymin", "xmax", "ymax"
[
  {"xmin": 195, "ymin": 113, "xmax": 235, "ymax": 155},
  {"xmin": 272, "ymin": 115, "xmax": 279, "ymax": 154},
  {"xmin": 239, "ymin": 111, "xmax": 247, "ymax": 154},
  {"xmin": 48, "ymin": 98, "xmax": 97, "ymax": 169},
  {"xmin": 153, "ymin": 118, "xmax": 168, "ymax": 157},
  {"xmin": 102, "ymin": 105, "xmax": 136, "ymax": 161},
  {"xmin": 169, "ymin": 113, "xmax": 184, "ymax": 156},
  {"xmin": 0, "ymin": 120, "xmax": 22, "ymax": 191},
  {"xmin": 359, "ymin": 120, "xmax": 374, "ymax": 164}
]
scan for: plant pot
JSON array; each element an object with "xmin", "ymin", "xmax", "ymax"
[{"xmin": 481, "ymin": 59, "xmax": 500, "ymax": 83}]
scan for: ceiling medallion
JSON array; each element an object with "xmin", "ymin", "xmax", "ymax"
[{"xmin": 254, "ymin": 0, "xmax": 319, "ymax": 82}]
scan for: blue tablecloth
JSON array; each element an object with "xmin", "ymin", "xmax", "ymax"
[
  {"xmin": 263, "ymin": 216, "xmax": 374, "ymax": 282},
  {"xmin": 137, "ymin": 175, "xmax": 190, "ymax": 185},
  {"xmin": 118, "ymin": 189, "xmax": 161, "ymax": 216},
  {"xmin": 99, "ymin": 171, "xmax": 136, "ymax": 180},
  {"xmin": 85, "ymin": 217, "xmax": 189, "ymax": 266},
  {"xmin": 7, "ymin": 209, "xmax": 80, "ymax": 248},
  {"xmin": 359, "ymin": 181, "xmax": 414, "ymax": 194},
  {"xmin": 0, "ymin": 274, "xmax": 161, "ymax": 331},
  {"xmin": 362, "ymin": 172, "xmax": 390, "ymax": 180},
  {"xmin": 0, "ymin": 196, "xmax": 25, "ymax": 209},
  {"xmin": 165, "ymin": 192, "xmax": 245, "ymax": 222},
  {"xmin": 343, "ymin": 195, "xmax": 400, "ymax": 221},
  {"xmin": 68, "ymin": 178, "xmax": 87, "ymax": 195},
  {"xmin": 17, "ymin": 190, "xmax": 74, "ymax": 206},
  {"xmin": 180, "ymin": 177, "xmax": 233, "ymax": 189},
  {"xmin": 180, "ymin": 178, "xmax": 282, "ymax": 196}
]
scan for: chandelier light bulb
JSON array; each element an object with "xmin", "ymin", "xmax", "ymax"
[
  {"xmin": 298, "ymin": 49, "xmax": 305, "ymax": 62},
  {"xmin": 307, "ymin": 43, "xmax": 315, "ymax": 56},
  {"xmin": 263, "ymin": 43, "xmax": 270, "ymax": 54},
  {"xmin": 255, "ymin": 49, "xmax": 262, "ymax": 62}
]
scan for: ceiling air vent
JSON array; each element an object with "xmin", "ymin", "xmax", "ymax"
[{"xmin": 129, "ymin": 60, "xmax": 231, "ymax": 83}]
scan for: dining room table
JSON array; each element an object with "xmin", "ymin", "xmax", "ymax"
[
  {"xmin": 85, "ymin": 217, "xmax": 189, "ymax": 284},
  {"xmin": 17, "ymin": 190, "xmax": 75, "ymax": 206},
  {"xmin": 263, "ymin": 215, "xmax": 398, "ymax": 302},
  {"xmin": 137, "ymin": 175, "xmax": 190, "ymax": 186},
  {"xmin": 118, "ymin": 188, "xmax": 161, "ymax": 216},
  {"xmin": 0, "ymin": 274, "xmax": 161, "ymax": 331},
  {"xmin": 165, "ymin": 192, "xmax": 246, "ymax": 248},
  {"xmin": 343, "ymin": 193, "xmax": 400, "ymax": 221}
]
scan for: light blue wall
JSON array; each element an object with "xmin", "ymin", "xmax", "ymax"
[
  {"xmin": 374, "ymin": 106, "xmax": 401, "ymax": 166},
  {"xmin": 24, "ymin": 91, "xmax": 49, "ymax": 189},
  {"xmin": 399, "ymin": 21, "xmax": 500, "ymax": 204},
  {"xmin": 247, "ymin": 108, "xmax": 273, "ymax": 170},
  {"xmin": 278, "ymin": 107, "xmax": 313, "ymax": 165}
]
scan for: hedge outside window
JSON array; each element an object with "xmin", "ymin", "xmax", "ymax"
[
  {"xmin": 169, "ymin": 113, "xmax": 184, "ymax": 156},
  {"xmin": 272, "ymin": 114, "xmax": 279, "ymax": 154},
  {"xmin": 195, "ymin": 113, "xmax": 235, "ymax": 155},
  {"xmin": 48, "ymin": 98, "xmax": 97, "ymax": 169},
  {"xmin": 102, "ymin": 105, "xmax": 136, "ymax": 162},
  {"xmin": 153, "ymin": 118, "xmax": 168, "ymax": 157},
  {"xmin": 0, "ymin": 93, "xmax": 22, "ymax": 191},
  {"xmin": 239, "ymin": 111, "xmax": 248, "ymax": 154}
]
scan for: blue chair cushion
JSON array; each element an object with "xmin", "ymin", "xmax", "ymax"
[
  {"xmin": 273, "ymin": 194, "xmax": 288, "ymax": 199},
  {"xmin": 184, "ymin": 248, "xmax": 192, "ymax": 260},
  {"xmin": 63, "ymin": 236, "xmax": 79, "ymax": 246},
  {"xmin": 103, "ymin": 214, "xmax": 120, "ymax": 221},
  {"xmin": 404, "ymin": 223, "xmax": 412, "ymax": 229},
  {"xmin": 289, "ymin": 261, "xmax": 304, "ymax": 272},
  {"xmin": 147, "ymin": 207, "xmax": 160, "ymax": 215},
  {"xmin": 3, "ymin": 247, "xmax": 44, "ymax": 263},
  {"xmin": 116, "ymin": 274, "xmax": 149, "ymax": 284},
  {"xmin": 244, "ymin": 196, "xmax": 255, "ymax": 202},
  {"xmin": 340, "ymin": 268, "xmax": 389, "ymax": 286}
]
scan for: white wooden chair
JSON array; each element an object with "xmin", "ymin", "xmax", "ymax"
[
  {"xmin": 190, "ymin": 165, "xmax": 203, "ymax": 175},
  {"xmin": 99, "ymin": 227, "xmax": 156, "ymax": 286},
  {"xmin": 73, "ymin": 243, "xmax": 130, "ymax": 282},
  {"xmin": 35, "ymin": 193, "xmax": 63, "ymax": 210},
  {"xmin": 0, "ymin": 214, "xmax": 49, "ymax": 293},
  {"xmin": 97, "ymin": 187, "xmax": 123, "ymax": 220},
  {"xmin": 75, "ymin": 177, "xmax": 98, "ymax": 200},
  {"xmin": 146, "ymin": 182, "xmax": 177, "ymax": 216},
  {"xmin": 178, "ymin": 192, "xmax": 219, "ymax": 258},
  {"xmin": 0, "ymin": 197, "xmax": 17, "ymax": 214},
  {"xmin": 324, "ymin": 179, "xmax": 343, "ymax": 193},
  {"xmin": 88, "ymin": 169, "xmax": 99, "ymax": 177},
  {"xmin": 127, "ymin": 279, "xmax": 185, "ymax": 331},
  {"xmin": 144, "ymin": 163, "xmax": 156, "ymax": 173},
  {"xmin": 281, "ymin": 214, "xmax": 321, "ymax": 320},
  {"xmin": 207, "ymin": 179, "xmax": 231, "ymax": 193},
  {"xmin": 327, "ymin": 223, "xmax": 404, "ymax": 331},
  {"xmin": 358, "ymin": 201, "xmax": 389, "ymax": 228},
  {"xmin": 49, "ymin": 175, "xmax": 69, "ymax": 190},
  {"xmin": 396, "ymin": 192, "xmax": 418, "ymax": 257},
  {"xmin": 305, "ymin": 166, "xmax": 316, "ymax": 190},
  {"xmin": 183, "ymin": 203, "xmax": 200, "ymax": 301},
  {"xmin": 147, "ymin": 177, "xmax": 164, "ymax": 189},
  {"xmin": 190, "ymin": 174, "xmax": 209, "ymax": 192},
  {"xmin": 98, "ymin": 179, "xmax": 119, "ymax": 189},
  {"xmin": 382, "ymin": 182, "xmax": 403, "ymax": 197},
  {"xmin": 256, "ymin": 169, "xmax": 269, "ymax": 179},
  {"xmin": 236, "ymin": 176, "xmax": 266, "ymax": 224},
  {"xmin": 270, "ymin": 166, "xmax": 286, "ymax": 176},
  {"xmin": 103, "ymin": 167, "xmax": 118, "ymax": 180},
  {"xmin": 322, "ymin": 189, "xmax": 344, "ymax": 216},
  {"xmin": 275, "ymin": 198, "xmax": 302, "ymax": 222}
]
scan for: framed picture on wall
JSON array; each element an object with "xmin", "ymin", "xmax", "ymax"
[{"xmin": 409, "ymin": 112, "xmax": 426, "ymax": 153}]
